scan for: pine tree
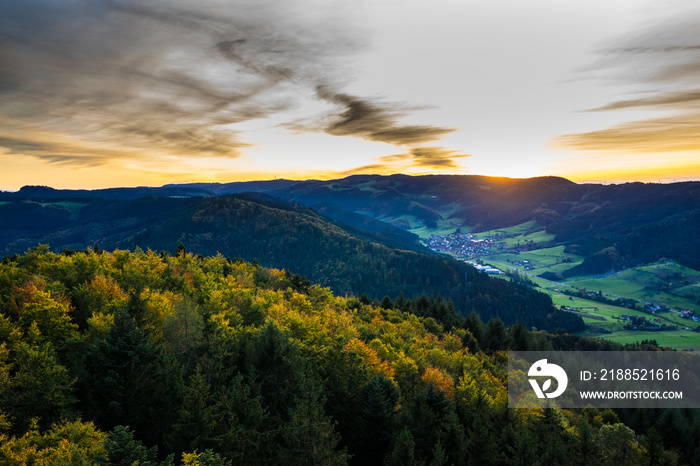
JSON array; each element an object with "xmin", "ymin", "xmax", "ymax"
[
  {"xmin": 384, "ymin": 428, "xmax": 420, "ymax": 466},
  {"xmin": 464, "ymin": 311, "xmax": 485, "ymax": 345},
  {"xmin": 279, "ymin": 388, "xmax": 349, "ymax": 465},
  {"xmin": 167, "ymin": 369, "xmax": 215, "ymax": 455},
  {"xmin": 87, "ymin": 309, "xmax": 182, "ymax": 445},
  {"xmin": 102, "ymin": 425, "xmax": 173, "ymax": 466},
  {"xmin": 484, "ymin": 318, "xmax": 510, "ymax": 351},
  {"xmin": 354, "ymin": 375, "xmax": 399, "ymax": 465},
  {"xmin": 429, "ymin": 440, "xmax": 447, "ymax": 466},
  {"xmin": 380, "ymin": 296, "xmax": 393, "ymax": 310}
]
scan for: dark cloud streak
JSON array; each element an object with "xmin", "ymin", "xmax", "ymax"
[
  {"xmin": 586, "ymin": 90, "xmax": 700, "ymax": 112},
  {"xmin": 316, "ymin": 85, "xmax": 455, "ymax": 146},
  {"xmin": 343, "ymin": 146, "xmax": 470, "ymax": 176}
]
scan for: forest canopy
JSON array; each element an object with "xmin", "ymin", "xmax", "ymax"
[{"xmin": 0, "ymin": 248, "xmax": 689, "ymax": 464}]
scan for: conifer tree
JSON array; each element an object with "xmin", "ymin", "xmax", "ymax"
[
  {"xmin": 87, "ymin": 308, "xmax": 182, "ymax": 445},
  {"xmin": 384, "ymin": 428, "xmax": 420, "ymax": 466},
  {"xmin": 355, "ymin": 374, "xmax": 399, "ymax": 465}
]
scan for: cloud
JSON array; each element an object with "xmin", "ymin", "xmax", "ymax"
[
  {"xmin": 0, "ymin": 0, "xmax": 468, "ymax": 178},
  {"xmin": 558, "ymin": 10, "xmax": 700, "ymax": 154},
  {"xmin": 339, "ymin": 163, "xmax": 392, "ymax": 175},
  {"xmin": 284, "ymin": 84, "xmax": 466, "ymax": 173},
  {"xmin": 609, "ymin": 45, "xmax": 700, "ymax": 54},
  {"xmin": 554, "ymin": 115, "xmax": 700, "ymax": 153},
  {"xmin": 0, "ymin": 0, "xmax": 364, "ymax": 167},
  {"xmin": 342, "ymin": 146, "xmax": 470, "ymax": 176},
  {"xmin": 315, "ymin": 85, "xmax": 455, "ymax": 145},
  {"xmin": 585, "ymin": 90, "xmax": 700, "ymax": 112},
  {"xmin": 0, "ymin": 131, "xmax": 135, "ymax": 167},
  {"xmin": 393, "ymin": 146, "xmax": 469, "ymax": 168}
]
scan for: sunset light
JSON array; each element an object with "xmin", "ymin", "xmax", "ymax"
[{"xmin": 1, "ymin": 0, "xmax": 700, "ymax": 189}]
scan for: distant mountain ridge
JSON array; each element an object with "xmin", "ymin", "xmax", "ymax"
[{"xmin": 5, "ymin": 173, "xmax": 700, "ymax": 274}]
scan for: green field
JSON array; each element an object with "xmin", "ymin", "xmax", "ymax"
[
  {"xmin": 409, "ymin": 220, "xmax": 462, "ymax": 238},
  {"xmin": 40, "ymin": 201, "xmax": 87, "ymax": 220},
  {"xmin": 355, "ymin": 181, "xmax": 381, "ymax": 194},
  {"xmin": 476, "ymin": 229, "xmax": 555, "ymax": 248},
  {"xmin": 473, "ymin": 220, "xmax": 540, "ymax": 238},
  {"xmin": 55, "ymin": 201, "xmax": 87, "ymax": 218},
  {"xmin": 475, "ymin": 222, "xmax": 700, "ymax": 313},
  {"xmin": 603, "ymin": 330, "xmax": 700, "ymax": 351},
  {"xmin": 568, "ymin": 272, "xmax": 699, "ymax": 313},
  {"xmin": 537, "ymin": 287, "xmax": 700, "ymax": 350},
  {"xmin": 487, "ymin": 246, "xmax": 584, "ymax": 273},
  {"xmin": 569, "ymin": 277, "xmax": 647, "ymax": 297},
  {"xmin": 407, "ymin": 203, "xmax": 466, "ymax": 238},
  {"xmin": 1, "ymin": 200, "xmax": 86, "ymax": 219},
  {"xmin": 464, "ymin": 222, "xmax": 700, "ymax": 350}
]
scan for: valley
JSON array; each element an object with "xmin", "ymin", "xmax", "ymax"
[
  {"xmin": 3, "ymin": 174, "xmax": 700, "ymax": 348},
  {"xmin": 414, "ymin": 219, "xmax": 700, "ymax": 350}
]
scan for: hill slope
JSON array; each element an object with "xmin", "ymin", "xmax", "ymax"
[
  {"xmin": 7, "ymin": 173, "xmax": 698, "ymax": 288},
  {"xmin": 1, "ymin": 193, "xmax": 582, "ymax": 332}
]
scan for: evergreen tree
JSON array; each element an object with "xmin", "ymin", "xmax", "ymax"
[
  {"xmin": 102, "ymin": 425, "xmax": 172, "ymax": 466},
  {"xmin": 484, "ymin": 318, "xmax": 510, "ymax": 351},
  {"xmin": 380, "ymin": 295, "xmax": 393, "ymax": 310},
  {"xmin": 208, "ymin": 374, "xmax": 269, "ymax": 463},
  {"xmin": 86, "ymin": 308, "xmax": 182, "ymax": 445},
  {"xmin": 642, "ymin": 427, "xmax": 666, "ymax": 466},
  {"xmin": 279, "ymin": 388, "xmax": 349, "ymax": 465},
  {"xmin": 384, "ymin": 428, "xmax": 420, "ymax": 466},
  {"xmin": 464, "ymin": 311, "xmax": 485, "ymax": 345},
  {"xmin": 509, "ymin": 321, "xmax": 532, "ymax": 351},
  {"xmin": 575, "ymin": 417, "xmax": 600, "ymax": 466},
  {"xmin": 247, "ymin": 322, "xmax": 311, "ymax": 423},
  {"xmin": 167, "ymin": 369, "xmax": 215, "ymax": 455},
  {"xmin": 429, "ymin": 440, "xmax": 448, "ymax": 466},
  {"xmin": 394, "ymin": 292, "xmax": 408, "ymax": 312},
  {"xmin": 354, "ymin": 375, "xmax": 399, "ymax": 465},
  {"xmin": 535, "ymin": 408, "xmax": 572, "ymax": 464}
]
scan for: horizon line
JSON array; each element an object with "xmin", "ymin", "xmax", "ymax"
[{"xmin": 4, "ymin": 172, "xmax": 700, "ymax": 193}]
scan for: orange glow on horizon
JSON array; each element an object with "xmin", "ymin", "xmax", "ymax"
[
  {"xmin": 2, "ymin": 148, "xmax": 699, "ymax": 191},
  {"xmin": 565, "ymin": 164, "xmax": 700, "ymax": 184},
  {"xmin": 550, "ymin": 151, "xmax": 700, "ymax": 185},
  {"xmin": 3, "ymin": 162, "xmax": 699, "ymax": 191}
]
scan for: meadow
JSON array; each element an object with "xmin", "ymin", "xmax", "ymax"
[{"xmin": 468, "ymin": 222, "xmax": 700, "ymax": 350}]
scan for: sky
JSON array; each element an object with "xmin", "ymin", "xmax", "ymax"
[{"xmin": 1, "ymin": 0, "xmax": 700, "ymax": 190}]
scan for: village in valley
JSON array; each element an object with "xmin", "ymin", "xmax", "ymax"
[
  {"xmin": 421, "ymin": 224, "xmax": 700, "ymax": 349},
  {"xmin": 423, "ymin": 230, "xmax": 538, "ymax": 259}
]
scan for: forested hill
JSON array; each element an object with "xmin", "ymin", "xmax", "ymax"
[
  {"xmin": 0, "ymin": 194, "xmax": 582, "ymax": 332},
  {"xmin": 7, "ymin": 175, "xmax": 700, "ymax": 273},
  {"xmin": 0, "ymin": 249, "xmax": 688, "ymax": 464}
]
